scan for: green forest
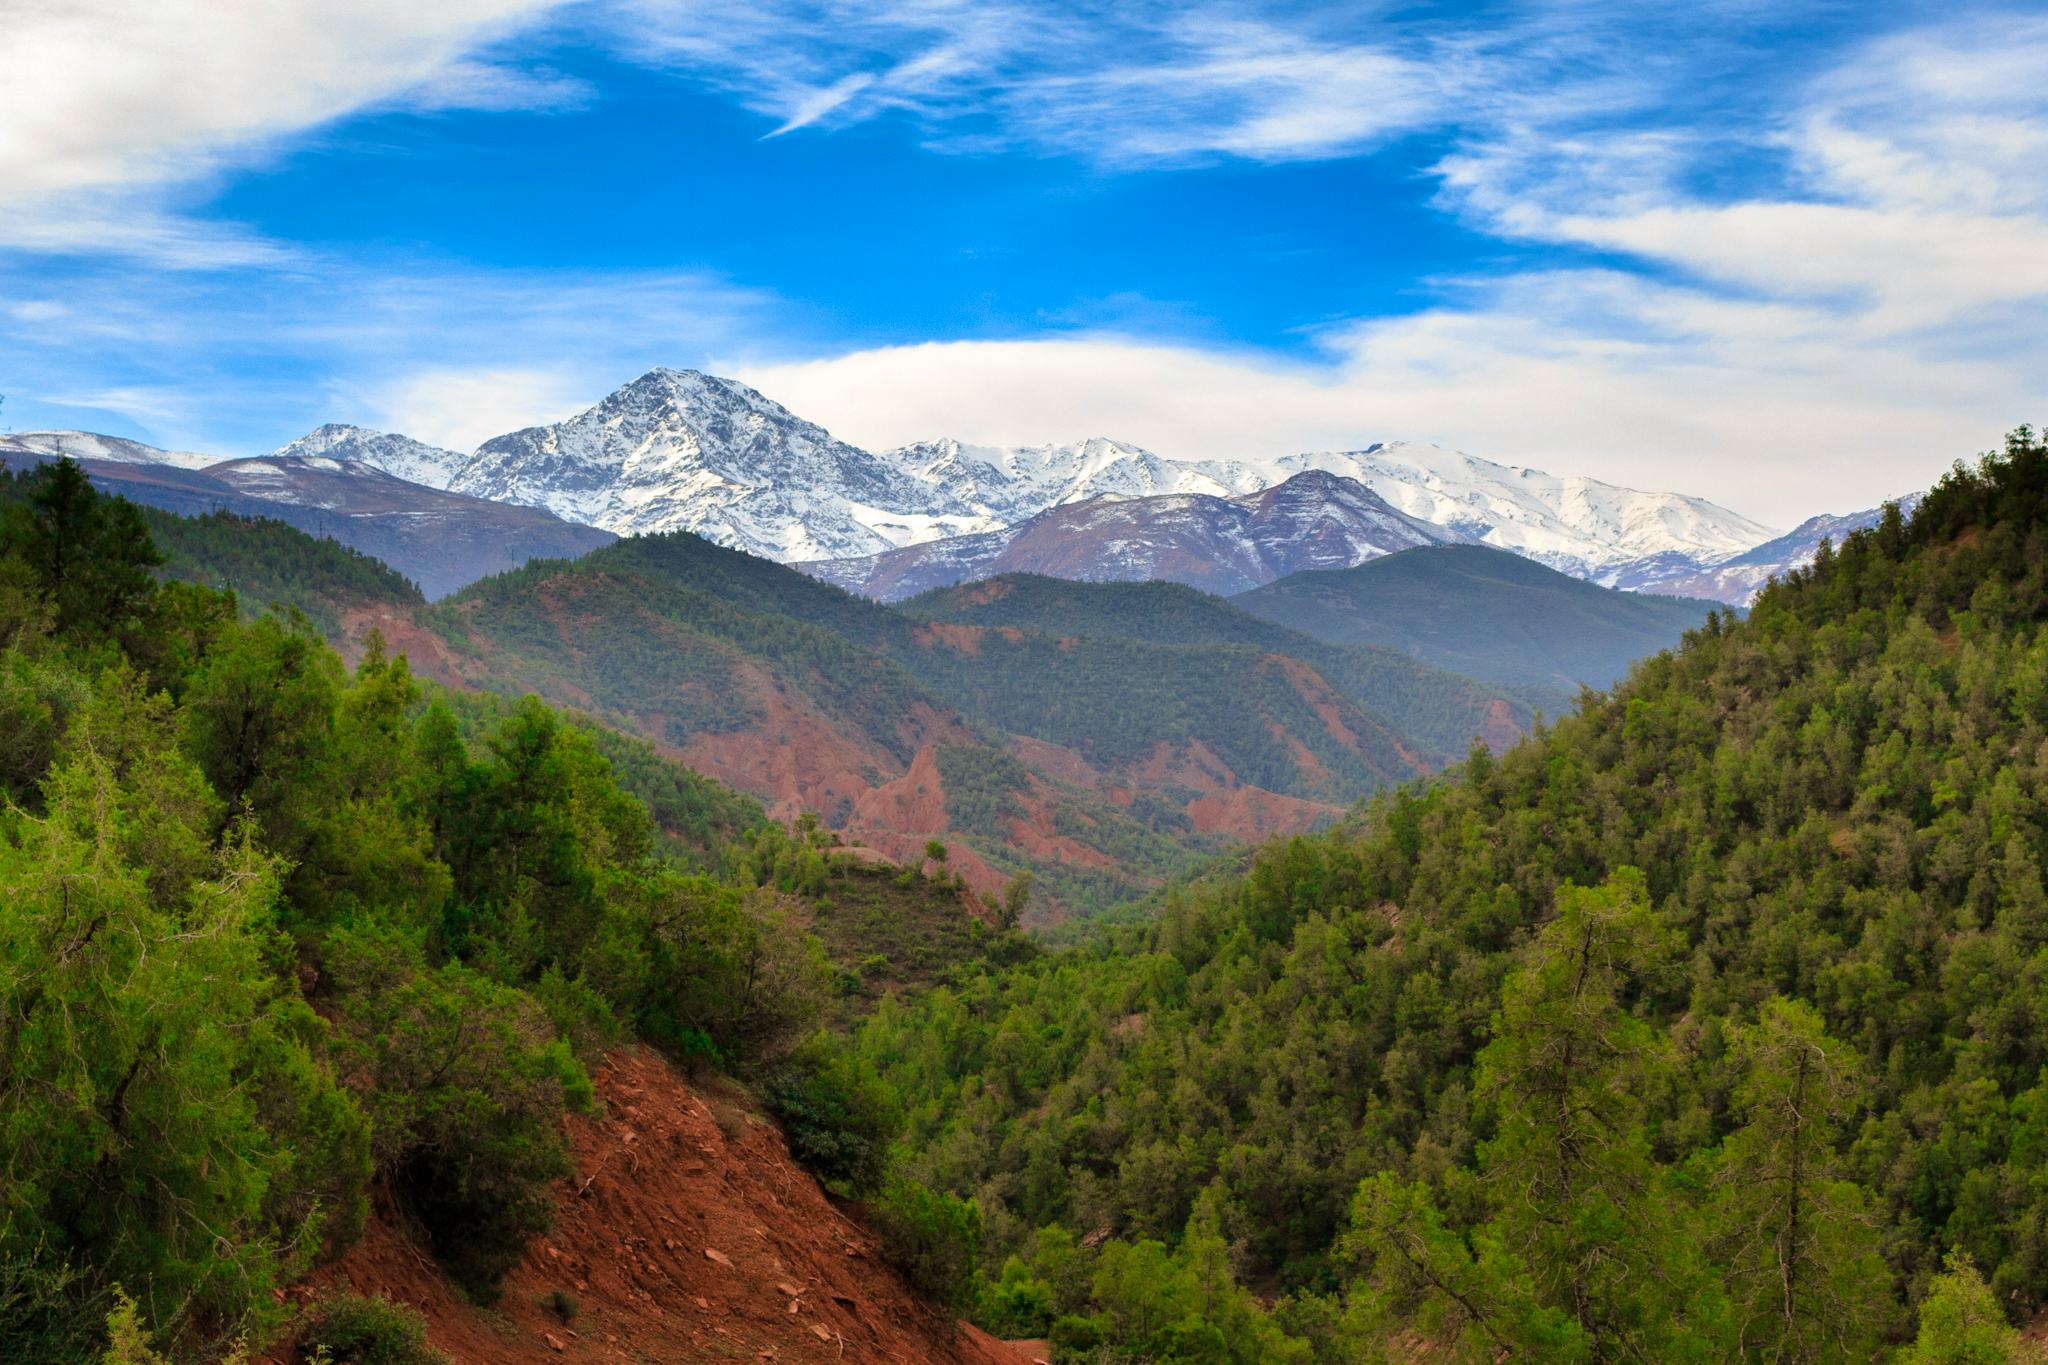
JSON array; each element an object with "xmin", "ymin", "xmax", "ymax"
[
  {"xmin": 9, "ymin": 427, "xmax": 2048, "ymax": 1363},
  {"xmin": 846, "ymin": 428, "xmax": 2048, "ymax": 1360},
  {"xmin": 0, "ymin": 460, "xmax": 1008, "ymax": 1361}
]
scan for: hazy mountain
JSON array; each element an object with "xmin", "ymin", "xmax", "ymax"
[
  {"xmin": 0, "ymin": 429, "xmax": 221, "ymax": 471},
  {"xmin": 903, "ymin": 572, "xmax": 1534, "ymax": 757},
  {"xmin": 0, "ymin": 441, "xmax": 614, "ymax": 598},
  {"xmin": 1233, "ymin": 543, "xmax": 1718, "ymax": 699},
  {"xmin": 1615, "ymin": 500, "xmax": 1915, "ymax": 603}
]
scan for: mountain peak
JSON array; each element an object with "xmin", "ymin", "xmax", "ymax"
[
  {"xmin": 270, "ymin": 423, "xmax": 468, "ymax": 491},
  {"xmin": 452, "ymin": 369, "xmax": 973, "ymax": 561}
]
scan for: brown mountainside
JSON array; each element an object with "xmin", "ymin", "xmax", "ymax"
[{"xmin": 265, "ymin": 1049, "xmax": 1039, "ymax": 1365}]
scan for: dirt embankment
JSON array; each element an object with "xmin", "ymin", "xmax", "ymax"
[{"xmin": 274, "ymin": 1049, "xmax": 1036, "ymax": 1365}]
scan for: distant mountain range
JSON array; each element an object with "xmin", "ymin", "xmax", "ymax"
[
  {"xmin": 0, "ymin": 434, "xmax": 613, "ymax": 597},
  {"xmin": 804, "ymin": 469, "xmax": 1461, "ymax": 599},
  {"xmin": 4, "ymin": 366, "xmax": 1904, "ymax": 604},
  {"xmin": 1233, "ymin": 544, "xmax": 1719, "ymax": 701},
  {"xmin": 5, "ymin": 433, "xmax": 1740, "ymax": 916}
]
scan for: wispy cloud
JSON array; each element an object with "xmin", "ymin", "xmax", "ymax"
[
  {"xmin": 0, "ymin": 257, "xmax": 773, "ymax": 451},
  {"xmin": 611, "ymin": 1, "xmax": 1448, "ymax": 164},
  {"xmin": 725, "ymin": 9, "xmax": 2048, "ymax": 523}
]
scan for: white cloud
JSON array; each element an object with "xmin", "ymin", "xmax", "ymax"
[
  {"xmin": 731, "ymin": 265, "xmax": 2034, "ymax": 527},
  {"xmin": 613, "ymin": 1, "xmax": 1447, "ymax": 164},
  {"xmin": 0, "ymin": 0, "xmax": 570, "ymax": 257},
  {"xmin": 358, "ymin": 367, "xmax": 593, "ymax": 451},
  {"xmin": 1434, "ymin": 12, "xmax": 2048, "ymax": 334},
  {"xmin": 0, "ymin": 259, "xmax": 772, "ymax": 453}
]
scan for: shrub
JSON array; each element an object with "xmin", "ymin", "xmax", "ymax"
[
  {"xmin": 871, "ymin": 1178, "xmax": 981, "ymax": 1312},
  {"xmin": 327, "ymin": 926, "xmax": 592, "ymax": 1302},
  {"xmin": 977, "ymin": 1258, "xmax": 1056, "ymax": 1337},
  {"xmin": 1049, "ymin": 1314, "xmax": 1106, "ymax": 1354},
  {"xmin": 763, "ymin": 1036, "xmax": 902, "ymax": 1196},
  {"xmin": 297, "ymin": 1294, "xmax": 447, "ymax": 1365}
]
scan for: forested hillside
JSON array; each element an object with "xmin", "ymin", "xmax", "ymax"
[
  {"xmin": 402, "ymin": 532, "xmax": 1535, "ymax": 915},
  {"xmin": 845, "ymin": 429, "xmax": 2048, "ymax": 1360},
  {"xmin": 906, "ymin": 573, "xmax": 1531, "ymax": 760},
  {"xmin": 1234, "ymin": 543, "xmax": 1716, "ymax": 706},
  {"xmin": 0, "ymin": 460, "xmax": 1011, "ymax": 1361},
  {"xmin": 141, "ymin": 508, "xmax": 426, "ymax": 631}
]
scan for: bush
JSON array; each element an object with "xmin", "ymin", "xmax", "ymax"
[
  {"xmin": 871, "ymin": 1178, "xmax": 981, "ymax": 1312},
  {"xmin": 297, "ymin": 1294, "xmax": 447, "ymax": 1365},
  {"xmin": 763, "ymin": 1036, "xmax": 902, "ymax": 1196},
  {"xmin": 327, "ymin": 926, "xmax": 593, "ymax": 1302},
  {"xmin": 977, "ymin": 1257, "xmax": 1056, "ymax": 1337},
  {"xmin": 1050, "ymin": 1314, "xmax": 1107, "ymax": 1354}
]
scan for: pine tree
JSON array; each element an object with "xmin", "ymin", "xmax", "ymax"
[{"xmin": 1712, "ymin": 998, "xmax": 1893, "ymax": 1361}]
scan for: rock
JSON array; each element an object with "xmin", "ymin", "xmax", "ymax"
[
  {"xmin": 704, "ymin": 1247, "xmax": 733, "ymax": 1267},
  {"xmin": 810, "ymin": 1324, "xmax": 832, "ymax": 1341},
  {"xmin": 544, "ymin": 1331, "xmax": 566, "ymax": 1352}
]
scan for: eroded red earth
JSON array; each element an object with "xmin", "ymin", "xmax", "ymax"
[{"xmin": 268, "ymin": 1049, "xmax": 1040, "ymax": 1365}]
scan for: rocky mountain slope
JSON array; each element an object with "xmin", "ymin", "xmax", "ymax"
[
  {"xmin": 803, "ymin": 469, "xmax": 1461, "ymax": 599},
  {"xmin": 271, "ymin": 1048, "xmax": 1034, "ymax": 1365},
  {"xmin": 447, "ymin": 369, "xmax": 991, "ymax": 560},
  {"xmin": 1233, "ymin": 544, "xmax": 1718, "ymax": 698},
  {"xmin": 269, "ymin": 422, "xmax": 470, "ymax": 489}
]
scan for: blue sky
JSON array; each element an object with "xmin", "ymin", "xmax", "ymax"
[{"xmin": 4, "ymin": 0, "xmax": 2046, "ymax": 522}]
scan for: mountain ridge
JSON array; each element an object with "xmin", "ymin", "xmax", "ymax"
[
  {"xmin": 803, "ymin": 469, "xmax": 1463, "ymax": 600},
  {"xmin": 7, "ymin": 366, "xmax": 1819, "ymax": 601}
]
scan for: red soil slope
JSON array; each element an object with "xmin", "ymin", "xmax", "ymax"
[{"xmin": 272, "ymin": 1049, "xmax": 1034, "ymax": 1365}]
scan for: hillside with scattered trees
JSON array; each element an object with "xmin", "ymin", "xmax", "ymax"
[{"xmin": 844, "ymin": 429, "xmax": 2048, "ymax": 1360}]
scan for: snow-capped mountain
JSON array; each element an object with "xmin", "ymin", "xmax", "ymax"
[
  {"xmin": 888, "ymin": 436, "xmax": 1250, "ymax": 526},
  {"xmin": 803, "ymin": 469, "xmax": 1464, "ymax": 600},
  {"xmin": 15, "ymin": 369, "xmax": 1789, "ymax": 602},
  {"xmin": 269, "ymin": 424, "xmax": 467, "ymax": 490},
  {"xmin": 880, "ymin": 438, "xmax": 1778, "ymax": 583},
  {"xmin": 438, "ymin": 370, "xmax": 1779, "ymax": 582},
  {"xmin": 0, "ymin": 429, "xmax": 221, "ymax": 472},
  {"xmin": 1613, "ymin": 499, "xmax": 1915, "ymax": 604},
  {"xmin": 446, "ymin": 369, "xmax": 995, "ymax": 561},
  {"xmin": 1264, "ymin": 444, "xmax": 1779, "ymax": 582}
]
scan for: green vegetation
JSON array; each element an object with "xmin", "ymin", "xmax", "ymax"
[
  {"xmin": 424, "ymin": 533, "xmax": 1494, "ymax": 914},
  {"xmin": 841, "ymin": 429, "xmax": 2048, "ymax": 1359},
  {"xmin": 907, "ymin": 572, "xmax": 1534, "ymax": 760},
  {"xmin": 294, "ymin": 1295, "xmax": 448, "ymax": 1365},
  {"xmin": 1233, "ymin": 542, "xmax": 1716, "ymax": 707},
  {"xmin": 0, "ymin": 461, "xmax": 903, "ymax": 1359},
  {"xmin": 143, "ymin": 508, "xmax": 424, "ymax": 632}
]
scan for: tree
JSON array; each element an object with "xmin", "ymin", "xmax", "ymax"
[
  {"xmin": 1467, "ymin": 871, "xmax": 1703, "ymax": 1361},
  {"xmin": 999, "ymin": 871, "xmax": 1034, "ymax": 931},
  {"xmin": 0, "ymin": 752, "xmax": 365, "ymax": 1357},
  {"xmin": 1713, "ymin": 998, "xmax": 1892, "ymax": 1361},
  {"xmin": 1895, "ymin": 1252, "xmax": 2031, "ymax": 1365},
  {"xmin": 0, "ymin": 458, "xmax": 161, "ymax": 639}
]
